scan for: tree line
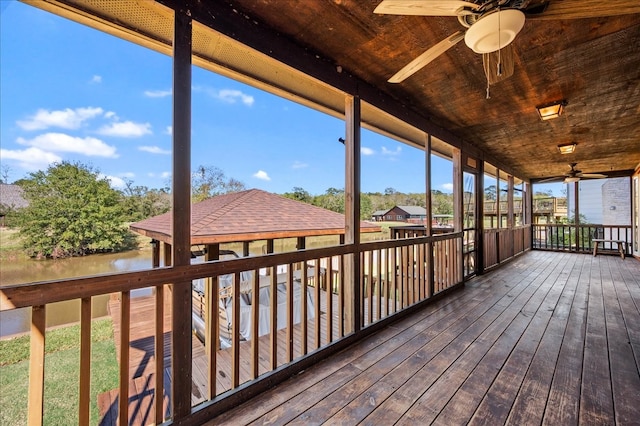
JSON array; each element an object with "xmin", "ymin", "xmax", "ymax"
[{"xmin": 2, "ymin": 161, "xmax": 558, "ymax": 259}]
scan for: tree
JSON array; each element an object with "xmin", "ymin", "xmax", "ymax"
[
  {"xmin": 192, "ymin": 165, "xmax": 246, "ymax": 202},
  {"xmin": 120, "ymin": 180, "xmax": 171, "ymax": 221},
  {"xmin": 283, "ymin": 187, "xmax": 312, "ymax": 203},
  {"xmin": 17, "ymin": 162, "xmax": 135, "ymax": 258},
  {"xmin": 313, "ymin": 187, "xmax": 345, "ymax": 213}
]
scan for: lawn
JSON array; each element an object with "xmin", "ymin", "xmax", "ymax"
[{"xmin": 0, "ymin": 318, "xmax": 119, "ymax": 425}]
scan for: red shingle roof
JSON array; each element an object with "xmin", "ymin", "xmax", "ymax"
[{"xmin": 130, "ymin": 189, "xmax": 380, "ymax": 245}]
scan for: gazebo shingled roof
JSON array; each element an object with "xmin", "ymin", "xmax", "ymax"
[{"xmin": 130, "ymin": 188, "xmax": 381, "ymax": 245}]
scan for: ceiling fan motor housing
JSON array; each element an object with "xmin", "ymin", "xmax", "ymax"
[{"xmin": 464, "ymin": 9, "xmax": 525, "ymax": 53}]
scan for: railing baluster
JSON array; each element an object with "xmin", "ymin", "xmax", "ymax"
[
  {"xmin": 286, "ymin": 264, "xmax": 294, "ymax": 362},
  {"xmin": 119, "ymin": 291, "xmax": 130, "ymax": 425},
  {"xmin": 325, "ymin": 257, "xmax": 333, "ymax": 344},
  {"xmin": 269, "ymin": 266, "xmax": 277, "ymax": 370},
  {"xmin": 338, "ymin": 254, "xmax": 344, "ymax": 339},
  {"xmin": 28, "ymin": 305, "xmax": 46, "ymax": 426},
  {"xmin": 155, "ymin": 285, "xmax": 165, "ymax": 421},
  {"xmin": 232, "ymin": 272, "xmax": 241, "ymax": 387},
  {"xmin": 314, "ymin": 258, "xmax": 321, "ymax": 348},
  {"xmin": 251, "ymin": 270, "xmax": 260, "ymax": 377},
  {"xmin": 301, "ymin": 264, "xmax": 308, "ymax": 354},
  {"xmin": 367, "ymin": 250, "xmax": 373, "ymax": 324},
  {"xmin": 79, "ymin": 297, "xmax": 91, "ymax": 425}
]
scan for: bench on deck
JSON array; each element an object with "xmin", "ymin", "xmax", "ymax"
[{"xmin": 592, "ymin": 238, "xmax": 627, "ymax": 259}]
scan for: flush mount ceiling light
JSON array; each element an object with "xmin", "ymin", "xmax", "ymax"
[
  {"xmin": 557, "ymin": 143, "xmax": 577, "ymax": 154},
  {"xmin": 536, "ymin": 99, "xmax": 568, "ymax": 120}
]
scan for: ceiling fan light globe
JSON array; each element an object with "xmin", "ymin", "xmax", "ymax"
[
  {"xmin": 464, "ymin": 9, "xmax": 525, "ymax": 54},
  {"xmin": 565, "ymin": 177, "xmax": 580, "ymax": 183}
]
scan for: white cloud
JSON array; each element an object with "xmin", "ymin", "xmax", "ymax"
[
  {"xmin": 164, "ymin": 126, "xmax": 172, "ymax": 135},
  {"xmin": 361, "ymin": 147, "xmax": 375, "ymax": 156},
  {"xmin": 381, "ymin": 146, "xmax": 402, "ymax": 156},
  {"xmin": 292, "ymin": 161, "xmax": 308, "ymax": 169},
  {"xmin": 97, "ymin": 121, "xmax": 152, "ymax": 138},
  {"xmin": 139, "ymin": 145, "xmax": 171, "ymax": 155},
  {"xmin": 194, "ymin": 86, "xmax": 255, "ymax": 106},
  {"xmin": 442, "ymin": 183, "xmax": 454, "ymax": 192},
  {"xmin": 149, "ymin": 171, "xmax": 172, "ymax": 179},
  {"xmin": 144, "ymin": 89, "xmax": 172, "ymax": 98},
  {"xmin": 104, "ymin": 111, "xmax": 117, "ymax": 120},
  {"xmin": 90, "ymin": 75, "xmax": 102, "ymax": 84},
  {"xmin": 17, "ymin": 133, "xmax": 118, "ymax": 158},
  {"xmin": 253, "ymin": 170, "xmax": 271, "ymax": 181},
  {"xmin": 17, "ymin": 107, "xmax": 104, "ymax": 131},
  {"xmin": 100, "ymin": 174, "xmax": 126, "ymax": 188},
  {"xmin": 0, "ymin": 147, "xmax": 62, "ymax": 171},
  {"xmin": 218, "ymin": 89, "xmax": 254, "ymax": 106},
  {"xmin": 120, "ymin": 172, "xmax": 136, "ymax": 178}
]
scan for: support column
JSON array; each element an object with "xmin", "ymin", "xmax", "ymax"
[
  {"xmin": 425, "ymin": 134, "xmax": 434, "ymax": 296},
  {"xmin": 344, "ymin": 95, "xmax": 361, "ymax": 334},
  {"xmin": 171, "ymin": 5, "xmax": 193, "ymax": 420}
]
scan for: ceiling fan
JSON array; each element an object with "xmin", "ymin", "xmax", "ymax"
[
  {"xmin": 375, "ymin": 0, "xmax": 640, "ymax": 84},
  {"xmin": 538, "ymin": 163, "xmax": 607, "ymax": 183}
]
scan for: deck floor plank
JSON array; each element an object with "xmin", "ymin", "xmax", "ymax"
[
  {"xmin": 207, "ymin": 251, "xmax": 640, "ymax": 426},
  {"xmin": 98, "ymin": 251, "xmax": 640, "ymax": 425}
]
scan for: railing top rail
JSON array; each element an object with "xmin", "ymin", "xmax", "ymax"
[{"xmin": 1, "ymin": 233, "xmax": 466, "ymax": 311}]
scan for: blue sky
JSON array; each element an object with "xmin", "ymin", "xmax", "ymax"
[{"xmin": 1, "ymin": 2, "xmax": 562, "ymax": 197}]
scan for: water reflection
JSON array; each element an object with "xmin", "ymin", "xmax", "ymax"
[{"xmin": 0, "ymin": 250, "xmax": 153, "ymax": 338}]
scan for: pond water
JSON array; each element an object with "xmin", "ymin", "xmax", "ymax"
[{"xmin": 0, "ymin": 250, "xmax": 153, "ymax": 338}]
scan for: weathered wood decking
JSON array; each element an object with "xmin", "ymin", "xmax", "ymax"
[
  {"xmin": 97, "ymin": 251, "xmax": 640, "ymax": 425},
  {"xmin": 207, "ymin": 251, "xmax": 640, "ymax": 425}
]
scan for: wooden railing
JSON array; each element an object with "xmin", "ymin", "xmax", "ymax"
[
  {"xmin": 483, "ymin": 225, "xmax": 532, "ymax": 270},
  {"xmin": 532, "ymin": 224, "xmax": 632, "ymax": 254},
  {"xmin": 0, "ymin": 233, "xmax": 464, "ymax": 425}
]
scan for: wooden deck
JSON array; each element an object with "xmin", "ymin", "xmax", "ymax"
[{"xmin": 206, "ymin": 251, "xmax": 640, "ymax": 425}]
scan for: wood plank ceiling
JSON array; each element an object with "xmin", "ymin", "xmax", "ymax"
[
  {"xmin": 214, "ymin": 0, "xmax": 640, "ymax": 181},
  {"xmin": 27, "ymin": 0, "xmax": 640, "ymax": 182}
]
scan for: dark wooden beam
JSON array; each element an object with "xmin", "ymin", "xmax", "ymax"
[
  {"xmin": 170, "ymin": 4, "xmax": 193, "ymax": 420},
  {"xmin": 155, "ymin": 0, "xmax": 470, "ymax": 151}
]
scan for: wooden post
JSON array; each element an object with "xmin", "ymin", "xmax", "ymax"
[
  {"xmin": 425, "ymin": 134, "xmax": 434, "ymax": 297},
  {"xmin": 119, "ymin": 291, "xmax": 131, "ymax": 425},
  {"xmin": 171, "ymin": 4, "xmax": 193, "ymax": 420},
  {"xmin": 573, "ymin": 181, "xmax": 580, "ymax": 251},
  {"xmin": 453, "ymin": 148, "xmax": 464, "ymax": 283},
  {"xmin": 344, "ymin": 95, "xmax": 361, "ymax": 334},
  {"xmin": 507, "ymin": 175, "xmax": 514, "ymax": 229},
  {"xmin": 476, "ymin": 161, "xmax": 485, "ymax": 275}
]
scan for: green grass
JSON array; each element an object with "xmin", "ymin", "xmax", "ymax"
[
  {"xmin": 0, "ymin": 228, "xmax": 29, "ymax": 262},
  {"xmin": 0, "ymin": 318, "xmax": 119, "ymax": 425}
]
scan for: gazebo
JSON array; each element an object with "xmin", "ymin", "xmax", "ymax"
[{"xmin": 130, "ymin": 188, "xmax": 381, "ymax": 262}]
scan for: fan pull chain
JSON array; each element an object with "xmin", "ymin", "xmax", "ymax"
[{"xmin": 486, "ymin": 80, "xmax": 491, "ymax": 99}]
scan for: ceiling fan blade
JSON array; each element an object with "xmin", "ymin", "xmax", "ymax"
[
  {"xmin": 527, "ymin": 0, "xmax": 640, "ymax": 20},
  {"xmin": 388, "ymin": 31, "xmax": 464, "ymax": 83},
  {"xmin": 580, "ymin": 173, "xmax": 608, "ymax": 179},
  {"xmin": 537, "ymin": 176, "xmax": 564, "ymax": 183},
  {"xmin": 374, "ymin": 0, "xmax": 479, "ymax": 16}
]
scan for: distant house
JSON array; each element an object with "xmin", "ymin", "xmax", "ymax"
[
  {"xmin": 0, "ymin": 183, "xmax": 28, "ymax": 227},
  {"xmin": 371, "ymin": 209, "xmax": 388, "ymax": 221},
  {"xmin": 372, "ymin": 205, "xmax": 427, "ymax": 224}
]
